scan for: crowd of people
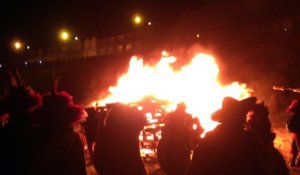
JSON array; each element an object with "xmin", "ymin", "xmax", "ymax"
[{"xmin": 0, "ymin": 79, "xmax": 299, "ymax": 175}]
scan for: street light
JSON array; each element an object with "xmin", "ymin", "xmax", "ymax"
[
  {"xmin": 133, "ymin": 15, "xmax": 143, "ymax": 25},
  {"xmin": 59, "ymin": 30, "xmax": 70, "ymax": 42},
  {"xmin": 13, "ymin": 41, "xmax": 23, "ymax": 51}
]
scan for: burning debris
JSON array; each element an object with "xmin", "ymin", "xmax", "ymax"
[
  {"xmin": 89, "ymin": 51, "xmax": 253, "ymax": 162},
  {"xmin": 92, "ymin": 51, "xmax": 252, "ymax": 133}
]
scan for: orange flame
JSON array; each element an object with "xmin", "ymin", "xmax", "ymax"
[{"xmin": 93, "ymin": 52, "xmax": 252, "ymax": 133}]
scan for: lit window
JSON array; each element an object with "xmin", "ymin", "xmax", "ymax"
[
  {"xmin": 126, "ymin": 43, "xmax": 132, "ymax": 50},
  {"xmin": 117, "ymin": 45, "xmax": 123, "ymax": 52},
  {"xmin": 99, "ymin": 48, "xmax": 105, "ymax": 55},
  {"xmin": 107, "ymin": 47, "xmax": 113, "ymax": 54}
]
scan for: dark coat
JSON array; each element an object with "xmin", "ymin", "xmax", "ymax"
[
  {"xmin": 157, "ymin": 111, "xmax": 195, "ymax": 175},
  {"xmin": 93, "ymin": 104, "xmax": 146, "ymax": 175},
  {"xmin": 29, "ymin": 128, "xmax": 87, "ymax": 175},
  {"xmin": 1, "ymin": 118, "xmax": 34, "ymax": 175},
  {"xmin": 189, "ymin": 125, "xmax": 265, "ymax": 175}
]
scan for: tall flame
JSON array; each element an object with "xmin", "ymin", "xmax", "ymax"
[{"xmin": 93, "ymin": 52, "xmax": 252, "ymax": 133}]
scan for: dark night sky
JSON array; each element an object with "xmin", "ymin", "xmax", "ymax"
[
  {"xmin": 0, "ymin": 0, "xmax": 299, "ymax": 61},
  {"xmin": 0, "ymin": 0, "xmax": 299, "ymax": 111},
  {"xmin": 0, "ymin": 0, "xmax": 193, "ymax": 60}
]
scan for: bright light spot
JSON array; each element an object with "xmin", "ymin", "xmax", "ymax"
[
  {"xmin": 148, "ymin": 21, "xmax": 152, "ymax": 26},
  {"xmin": 149, "ymin": 119, "xmax": 158, "ymax": 123},
  {"xmin": 0, "ymin": 64, "xmax": 2, "ymax": 68},
  {"xmin": 27, "ymin": 45, "xmax": 30, "ymax": 50},
  {"xmin": 139, "ymin": 132, "xmax": 143, "ymax": 141},
  {"xmin": 60, "ymin": 30, "xmax": 70, "ymax": 41},
  {"xmin": 75, "ymin": 36, "xmax": 79, "ymax": 41},
  {"xmin": 145, "ymin": 112, "xmax": 152, "ymax": 119},
  {"xmin": 284, "ymin": 28, "xmax": 288, "ymax": 31},
  {"xmin": 25, "ymin": 61, "xmax": 28, "ymax": 65},
  {"xmin": 94, "ymin": 52, "xmax": 252, "ymax": 134},
  {"xmin": 196, "ymin": 34, "xmax": 200, "ymax": 38},
  {"xmin": 137, "ymin": 106, "xmax": 143, "ymax": 111},
  {"xmin": 146, "ymin": 134, "xmax": 154, "ymax": 141},
  {"xmin": 161, "ymin": 50, "xmax": 169, "ymax": 57},
  {"xmin": 39, "ymin": 60, "xmax": 42, "ymax": 64},
  {"xmin": 154, "ymin": 113, "xmax": 162, "ymax": 117},
  {"xmin": 193, "ymin": 124, "xmax": 198, "ymax": 130},
  {"xmin": 14, "ymin": 41, "xmax": 22, "ymax": 50},
  {"xmin": 133, "ymin": 15, "xmax": 142, "ymax": 25}
]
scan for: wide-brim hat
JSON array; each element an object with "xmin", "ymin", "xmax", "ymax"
[{"xmin": 212, "ymin": 96, "xmax": 257, "ymax": 123}]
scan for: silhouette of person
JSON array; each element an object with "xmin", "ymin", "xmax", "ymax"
[
  {"xmin": 83, "ymin": 107, "xmax": 106, "ymax": 156},
  {"xmin": 93, "ymin": 103, "xmax": 147, "ymax": 175},
  {"xmin": 157, "ymin": 102, "xmax": 199, "ymax": 175},
  {"xmin": 189, "ymin": 96, "xmax": 265, "ymax": 175},
  {"xmin": 30, "ymin": 91, "xmax": 88, "ymax": 175},
  {"xmin": 286, "ymin": 99, "xmax": 300, "ymax": 167},
  {"xmin": 0, "ymin": 85, "xmax": 42, "ymax": 175},
  {"xmin": 246, "ymin": 102, "xmax": 289, "ymax": 175}
]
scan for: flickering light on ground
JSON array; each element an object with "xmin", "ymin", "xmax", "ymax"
[
  {"xmin": 196, "ymin": 34, "xmax": 200, "ymax": 38},
  {"xmin": 0, "ymin": 64, "xmax": 2, "ymax": 68},
  {"xmin": 27, "ymin": 45, "xmax": 30, "ymax": 50},
  {"xmin": 148, "ymin": 21, "xmax": 152, "ymax": 26},
  {"xmin": 25, "ymin": 61, "xmax": 28, "ymax": 65},
  {"xmin": 39, "ymin": 60, "xmax": 42, "ymax": 64},
  {"xmin": 75, "ymin": 36, "xmax": 79, "ymax": 40}
]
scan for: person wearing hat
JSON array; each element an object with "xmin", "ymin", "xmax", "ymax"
[
  {"xmin": 157, "ymin": 102, "xmax": 200, "ymax": 175},
  {"xmin": 189, "ymin": 96, "xmax": 264, "ymax": 175},
  {"xmin": 0, "ymin": 85, "xmax": 42, "ymax": 175},
  {"xmin": 29, "ymin": 91, "xmax": 87, "ymax": 175},
  {"xmin": 246, "ymin": 102, "xmax": 289, "ymax": 175}
]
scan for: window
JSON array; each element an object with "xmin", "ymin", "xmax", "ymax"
[{"xmin": 126, "ymin": 43, "xmax": 132, "ymax": 51}]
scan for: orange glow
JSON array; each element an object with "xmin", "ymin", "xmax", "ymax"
[
  {"xmin": 93, "ymin": 52, "xmax": 252, "ymax": 134},
  {"xmin": 59, "ymin": 30, "xmax": 70, "ymax": 41},
  {"xmin": 133, "ymin": 15, "xmax": 142, "ymax": 25},
  {"xmin": 14, "ymin": 41, "xmax": 22, "ymax": 50}
]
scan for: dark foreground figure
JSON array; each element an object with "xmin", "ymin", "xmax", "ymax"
[
  {"xmin": 158, "ymin": 103, "xmax": 200, "ymax": 175},
  {"xmin": 29, "ymin": 91, "xmax": 88, "ymax": 175},
  {"xmin": 189, "ymin": 97, "xmax": 266, "ymax": 175},
  {"xmin": 93, "ymin": 103, "xmax": 147, "ymax": 175},
  {"xmin": 246, "ymin": 102, "xmax": 289, "ymax": 175},
  {"xmin": 0, "ymin": 85, "xmax": 42, "ymax": 175},
  {"xmin": 286, "ymin": 99, "xmax": 300, "ymax": 167}
]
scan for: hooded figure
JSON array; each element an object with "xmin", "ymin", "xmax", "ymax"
[
  {"xmin": 29, "ymin": 91, "xmax": 87, "ymax": 175},
  {"xmin": 189, "ymin": 96, "xmax": 265, "ymax": 175},
  {"xmin": 93, "ymin": 103, "xmax": 147, "ymax": 175},
  {"xmin": 245, "ymin": 103, "xmax": 289, "ymax": 175},
  {"xmin": 0, "ymin": 85, "xmax": 42, "ymax": 175},
  {"xmin": 157, "ymin": 102, "xmax": 199, "ymax": 175}
]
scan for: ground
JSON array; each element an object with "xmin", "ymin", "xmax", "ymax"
[
  {"xmin": 274, "ymin": 127, "xmax": 300, "ymax": 175},
  {"xmin": 86, "ymin": 126, "xmax": 300, "ymax": 175}
]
